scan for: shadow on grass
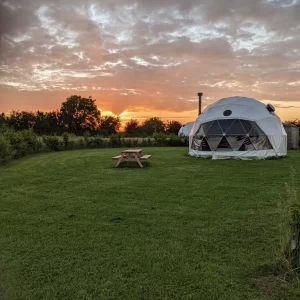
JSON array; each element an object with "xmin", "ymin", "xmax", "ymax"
[{"xmin": 113, "ymin": 161, "xmax": 150, "ymax": 168}]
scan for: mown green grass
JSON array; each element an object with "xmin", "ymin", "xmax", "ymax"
[{"xmin": 0, "ymin": 148, "xmax": 300, "ymax": 300}]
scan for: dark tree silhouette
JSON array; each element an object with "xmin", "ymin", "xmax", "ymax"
[
  {"xmin": 0, "ymin": 113, "xmax": 6, "ymax": 127},
  {"xmin": 44, "ymin": 111, "xmax": 63, "ymax": 134},
  {"xmin": 165, "ymin": 120, "xmax": 182, "ymax": 135},
  {"xmin": 7, "ymin": 111, "xmax": 36, "ymax": 130},
  {"xmin": 60, "ymin": 95, "xmax": 101, "ymax": 133},
  {"xmin": 284, "ymin": 119, "xmax": 300, "ymax": 127},
  {"xmin": 124, "ymin": 119, "xmax": 141, "ymax": 136},
  {"xmin": 0, "ymin": 95, "xmax": 186, "ymax": 136},
  {"xmin": 99, "ymin": 116, "xmax": 121, "ymax": 136},
  {"xmin": 142, "ymin": 117, "xmax": 165, "ymax": 135}
]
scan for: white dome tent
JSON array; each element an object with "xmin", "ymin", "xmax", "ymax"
[
  {"xmin": 178, "ymin": 122, "xmax": 194, "ymax": 137},
  {"xmin": 189, "ymin": 96, "xmax": 287, "ymax": 159}
]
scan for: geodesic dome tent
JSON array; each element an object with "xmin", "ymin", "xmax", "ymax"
[
  {"xmin": 178, "ymin": 122, "xmax": 194, "ymax": 137},
  {"xmin": 189, "ymin": 96, "xmax": 287, "ymax": 159}
]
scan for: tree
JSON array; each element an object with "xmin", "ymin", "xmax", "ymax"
[
  {"xmin": 124, "ymin": 119, "xmax": 141, "ymax": 136},
  {"xmin": 60, "ymin": 95, "xmax": 101, "ymax": 134},
  {"xmin": 284, "ymin": 119, "xmax": 300, "ymax": 127},
  {"xmin": 99, "ymin": 116, "xmax": 121, "ymax": 136},
  {"xmin": 0, "ymin": 113, "xmax": 7, "ymax": 128},
  {"xmin": 32, "ymin": 111, "xmax": 63, "ymax": 135},
  {"xmin": 7, "ymin": 111, "xmax": 36, "ymax": 130},
  {"xmin": 32, "ymin": 111, "xmax": 51, "ymax": 135},
  {"xmin": 45, "ymin": 111, "xmax": 63, "ymax": 135},
  {"xmin": 141, "ymin": 117, "xmax": 165, "ymax": 135},
  {"xmin": 165, "ymin": 120, "xmax": 182, "ymax": 135}
]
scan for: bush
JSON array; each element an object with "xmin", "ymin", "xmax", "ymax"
[
  {"xmin": 94, "ymin": 137, "xmax": 107, "ymax": 148},
  {"xmin": 132, "ymin": 138, "xmax": 139, "ymax": 147},
  {"xmin": 167, "ymin": 134, "xmax": 180, "ymax": 146},
  {"xmin": 2, "ymin": 129, "xmax": 43, "ymax": 159},
  {"xmin": 153, "ymin": 132, "xmax": 167, "ymax": 146},
  {"xmin": 4, "ymin": 130, "xmax": 29, "ymax": 158},
  {"xmin": 62, "ymin": 132, "xmax": 69, "ymax": 148},
  {"xmin": 109, "ymin": 135, "xmax": 122, "ymax": 148},
  {"xmin": 97, "ymin": 129, "xmax": 109, "ymax": 137},
  {"xmin": 146, "ymin": 137, "xmax": 153, "ymax": 146},
  {"xmin": 65, "ymin": 140, "xmax": 76, "ymax": 150},
  {"xmin": 43, "ymin": 136, "xmax": 63, "ymax": 151},
  {"xmin": 64, "ymin": 136, "xmax": 84, "ymax": 151},
  {"xmin": 0, "ymin": 136, "xmax": 12, "ymax": 165},
  {"xmin": 123, "ymin": 138, "xmax": 133, "ymax": 148},
  {"xmin": 22, "ymin": 130, "xmax": 43, "ymax": 153},
  {"xmin": 167, "ymin": 134, "xmax": 186, "ymax": 146},
  {"xmin": 87, "ymin": 136, "xmax": 107, "ymax": 148},
  {"xmin": 78, "ymin": 138, "xmax": 86, "ymax": 149}
]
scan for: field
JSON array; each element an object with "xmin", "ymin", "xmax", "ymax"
[{"xmin": 0, "ymin": 148, "xmax": 300, "ymax": 300}]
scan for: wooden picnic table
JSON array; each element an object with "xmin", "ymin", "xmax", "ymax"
[{"xmin": 111, "ymin": 149, "xmax": 151, "ymax": 168}]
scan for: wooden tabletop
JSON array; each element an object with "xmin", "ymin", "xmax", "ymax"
[{"xmin": 121, "ymin": 149, "xmax": 142, "ymax": 153}]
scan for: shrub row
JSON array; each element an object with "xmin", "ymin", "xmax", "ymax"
[
  {"xmin": 42, "ymin": 133, "xmax": 188, "ymax": 151},
  {"xmin": 0, "ymin": 129, "xmax": 188, "ymax": 165},
  {"xmin": 0, "ymin": 129, "xmax": 44, "ymax": 165}
]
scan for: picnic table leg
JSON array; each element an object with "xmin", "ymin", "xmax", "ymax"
[
  {"xmin": 115, "ymin": 153, "xmax": 125, "ymax": 167},
  {"xmin": 133, "ymin": 153, "xmax": 143, "ymax": 168}
]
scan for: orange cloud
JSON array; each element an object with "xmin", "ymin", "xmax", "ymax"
[{"xmin": 1, "ymin": 0, "xmax": 300, "ymax": 124}]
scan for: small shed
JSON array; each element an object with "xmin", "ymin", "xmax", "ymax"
[{"xmin": 283, "ymin": 124, "xmax": 299, "ymax": 149}]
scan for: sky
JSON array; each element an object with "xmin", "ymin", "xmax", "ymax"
[{"xmin": 0, "ymin": 0, "xmax": 300, "ymax": 125}]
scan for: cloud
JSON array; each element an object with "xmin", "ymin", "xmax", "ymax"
[
  {"xmin": 273, "ymin": 104, "xmax": 300, "ymax": 109},
  {"xmin": 0, "ymin": 0, "xmax": 300, "ymax": 121}
]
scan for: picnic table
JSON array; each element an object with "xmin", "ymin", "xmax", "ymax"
[{"xmin": 111, "ymin": 149, "xmax": 151, "ymax": 168}]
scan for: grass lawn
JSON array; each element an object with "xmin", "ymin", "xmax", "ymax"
[{"xmin": 0, "ymin": 148, "xmax": 300, "ymax": 300}]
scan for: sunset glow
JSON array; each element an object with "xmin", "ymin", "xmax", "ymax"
[{"xmin": 1, "ymin": 0, "xmax": 300, "ymax": 125}]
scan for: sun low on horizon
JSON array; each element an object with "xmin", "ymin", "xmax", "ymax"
[{"xmin": 0, "ymin": 0, "xmax": 300, "ymax": 125}]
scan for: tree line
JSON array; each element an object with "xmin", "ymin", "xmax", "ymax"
[{"xmin": 0, "ymin": 95, "xmax": 182, "ymax": 136}]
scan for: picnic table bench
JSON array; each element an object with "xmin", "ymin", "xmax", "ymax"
[{"xmin": 111, "ymin": 149, "xmax": 151, "ymax": 168}]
